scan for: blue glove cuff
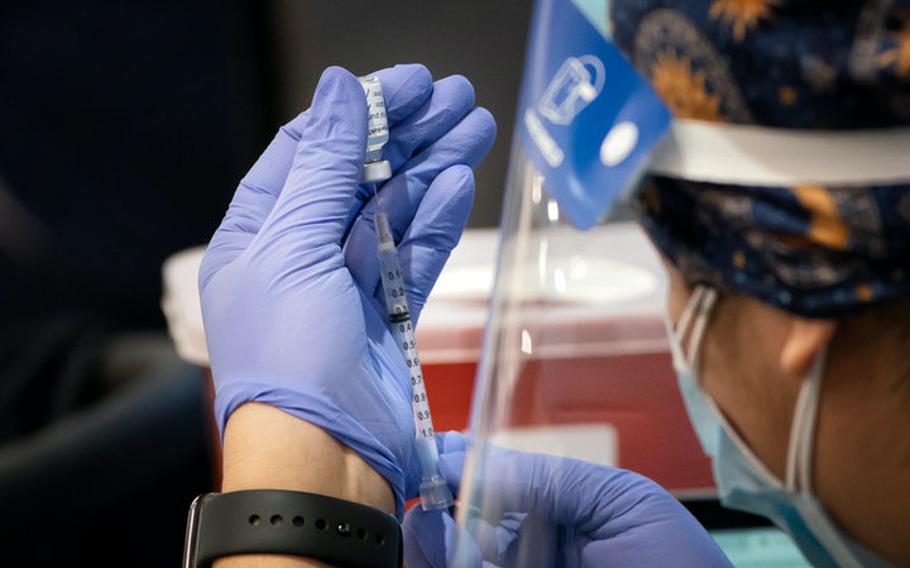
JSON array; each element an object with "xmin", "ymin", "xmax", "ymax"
[{"xmin": 214, "ymin": 382, "xmax": 408, "ymax": 518}]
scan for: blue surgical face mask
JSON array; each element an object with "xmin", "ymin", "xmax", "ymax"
[{"xmin": 666, "ymin": 285, "xmax": 892, "ymax": 568}]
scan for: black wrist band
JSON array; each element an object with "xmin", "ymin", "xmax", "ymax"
[{"xmin": 183, "ymin": 490, "xmax": 402, "ymax": 568}]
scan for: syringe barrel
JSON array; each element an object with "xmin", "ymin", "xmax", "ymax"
[
  {"xmin": 375, "ymin": 214, "xmax": 409, "ymax": 319},
  {"xmin": 373, "ymin": 209, "xmax": 452, "ymax": 510},
  {"xmin": 415, "ymin": 436, "xmax": 454, "ymax": 511},
  {"xmin": 415, "ymin": 433, "xmax": 442, "ymax": 474}
]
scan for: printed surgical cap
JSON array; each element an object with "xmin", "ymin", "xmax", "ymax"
[{"xmin": 609, "ymin": 0, "xmax": 910, "ymax": 317}]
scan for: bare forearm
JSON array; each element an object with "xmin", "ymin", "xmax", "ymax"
[{"xmin": 213, "ymin": 403, "xmax": 395, "ymax": 568}]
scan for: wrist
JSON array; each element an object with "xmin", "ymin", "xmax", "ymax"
[{"xmin": 214, "ymin": 403, "xmax": 395, "ymax": 567}]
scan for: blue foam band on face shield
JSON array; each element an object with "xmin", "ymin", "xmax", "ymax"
[{"xmin": 515, "ymin": 0, "xmax": 672, "ymax": 230}]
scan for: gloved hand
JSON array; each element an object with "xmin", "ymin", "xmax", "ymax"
[
  {"xmin": 404, "ymin": 432, "xmax": 732, "ymax": 567},
  {"xmin": 199, "ymin": 64, "xmax": 496, "ymax": 514}
]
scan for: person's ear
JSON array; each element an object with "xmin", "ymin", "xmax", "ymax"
[{"xmin": 780, "ymin": 317, "xmax": 838, "ymax": 378}]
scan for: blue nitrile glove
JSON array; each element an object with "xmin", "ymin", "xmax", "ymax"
[
  {"xmin": 404, "ymin": 432, "xmax": 732, "ymax": 567},
  {"xmin": 199, "ymin": 65, "xmax": 496, "ymax": 514}
]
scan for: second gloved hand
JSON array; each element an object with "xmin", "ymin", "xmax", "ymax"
[
  {"xmin": 404, "ymin": 432, "xmax": 732, "ymax": 567},
  {"xmin": 199, "ymin": 65, "xmax": 496, "ymax": 514}
]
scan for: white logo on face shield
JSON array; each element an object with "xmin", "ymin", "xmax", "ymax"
[
  {"xmin": 524, "ymin": 109, "xmax": 565, "ymax": 167},
  {"xmin": 538, "ymin": 55, "xmax": 605, "ymax": 125},
  {"xmin": 600, "ymin": 121, "xmax": 639, "ymax": 166}
]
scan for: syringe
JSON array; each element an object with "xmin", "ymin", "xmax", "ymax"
[{"xmin": 360, "ymin": 76, "xmax": 454, "ymax": 512}]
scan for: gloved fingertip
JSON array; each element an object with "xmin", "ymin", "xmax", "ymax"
[
  {"xmin": 395, "ymin": 62, "xmax": 431, "ymax": 74},
  {"xmin": 319, "ymin": 64, "xmax": 359, "ymax": 84},
  {"xmin": 438, "ymin": 430, "xmax": 470, "ymax": 453},
  {"xmin": 434, "ymin": 107, "xmax": 497, "ymax": 171},
  {"xmin": 424, "ymin": 165, "xmax": 475, "ymax": 222},
  {"xmin": 403, "ymin": 507, "xmax": 454, "ymax": 568},
  {"xmin": 393, "ymin": 62, "xmax": 433, "ymax": 84},
  {"xmin": 400, "ymin": 165, "xmax": 474, "ymax": 253},
  {"xmin": 309, "ymin": 66, "xmax": 366, "ymax": 117},
  {"xmin": 448, "ymin": 165, "xmax": 477, "ymax": 207},
  {"xmin": 378, "ymin": 64, "xmax": 434, "ymax": 124},
  {"xmin": 469, "ymin": 107, "xmax": 498, "ymax": 150},
  {"xmin": 292, "ymin": 66, "xmax": 367, "ymax": 162},
  {"xmin": 438, "ymin": 451, "xmax": 466, "ymax": 489},
  {"xmin": 395, "ymin": 64, "xmax": 433, "ymax": 97},
  {"xmin": 463, "ymin": 517, "xmax": 504, "ymax": 563},
  {"xmin": 444, "ymin": 163, "xmax": 475, "ymax": 186},
  {"xmin": 437, "ymin": 74, "xmax": 476, "ymax": 109}
]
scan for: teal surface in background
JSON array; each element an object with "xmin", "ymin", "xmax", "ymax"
[
  {"xmin": 711, "ymin": 528, "xmax": 811, "ymax": 567},
  {"xmin": 571, "ymin": 0, "xmax": 611, "ymax": 37}
]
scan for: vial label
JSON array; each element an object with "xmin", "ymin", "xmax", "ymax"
[{"xmin": 360, "ymin": 77, "xmax": 389, "ymax": 152}]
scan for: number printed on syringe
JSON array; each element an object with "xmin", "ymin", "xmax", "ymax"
[{"xmin": 383, "ymin": 265, "xmax": 436, "ymax": 441}]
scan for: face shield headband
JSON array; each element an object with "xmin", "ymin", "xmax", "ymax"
[{"xmin": 517, "ymin": 0, "xmax": 910, "ymax": 318}]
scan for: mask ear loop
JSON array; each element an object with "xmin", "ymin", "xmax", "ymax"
[
  {"xmin": 783, "ymin": 347, "xmax": 868, "ymax": 567},
  {"xmin": 676, "ymin": 285, "xmax": 705, "ymax": 340},
  {"xmin": 784, "ymin": 345, "xmax": 828, "ymax": 493},
  {"xmin": 686, "ymin": 287, "xmax": 718, "ymax": 376},
  {"xmin": 675, "ymin": 285, "xmax": 706, "ymax": 365}
]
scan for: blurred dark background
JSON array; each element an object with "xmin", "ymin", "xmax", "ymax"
[
  {"xmin": 272, "ymin": 1, "xmax": 530, "ymax": 228},
  {"xmin": 0, "ymin": 1, "xmax": 528, "ymax": 564}
]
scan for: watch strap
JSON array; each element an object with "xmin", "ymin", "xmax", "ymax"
[{"xmin": 184, "ymin": 490, "xmax": 402, "ymax": 568}]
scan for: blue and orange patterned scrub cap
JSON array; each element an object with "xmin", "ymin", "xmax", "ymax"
[{"xmin": 611, "ymin": 0, "xmax": 910, "ymax": 317}]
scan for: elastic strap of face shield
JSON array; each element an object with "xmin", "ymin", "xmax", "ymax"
[{"xmin": 650, "ymin": 121, "xmax": 910, "ymax": 187}]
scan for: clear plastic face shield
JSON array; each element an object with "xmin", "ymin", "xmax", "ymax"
[
  {"xmin": 438, "ymin": 1, "xmax": 910, "ymax": 565},
  {"xmin": 450, "ymin": 0, "xmax": 682, "ymax": 563}
]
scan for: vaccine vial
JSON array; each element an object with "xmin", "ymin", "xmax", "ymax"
[{"xmin": 359, "ymin": 76, "xmax": 393, "ymax": 183}]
